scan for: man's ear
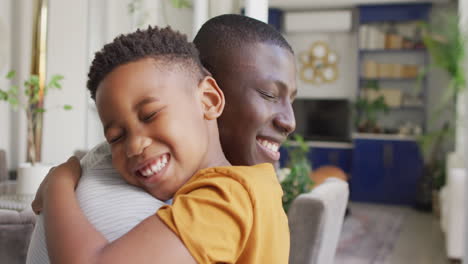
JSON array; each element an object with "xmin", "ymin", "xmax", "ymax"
[{"xmin": 198, "ymin": 76, "xmax": 225, "ymax": 120}]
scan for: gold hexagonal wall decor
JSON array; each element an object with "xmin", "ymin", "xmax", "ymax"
[{"xmin": 299, "ymin": 41, "xmax": 339, "ymax": 85}]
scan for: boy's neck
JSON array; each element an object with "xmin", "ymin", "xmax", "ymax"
[
  {"xmin": 200, "ymin": 124, "xmax": 231, "ymax": 169},
  {"xmin": 201, "ymin": 141, "xmax": 231, "ymax": 168}
]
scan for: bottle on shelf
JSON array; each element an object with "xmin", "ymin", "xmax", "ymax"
[{"xmin": 385, "ymin": 22, "xmax": 403, "ymax": 49}]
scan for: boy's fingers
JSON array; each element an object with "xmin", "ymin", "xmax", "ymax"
[
  {"xmin": 65, "ymin": 156, "xmax": 81, "ymax": 173},
  {"xmin": 31, "ymin": 176, "xmax": 48, "ymax": 215},
  {"xmin": 30, "ymin": 158, "xmax": 75, "ymax": 214},
  {"xmin": 31, "ymin": 198, "xmax": 42, "ymax": 215}
]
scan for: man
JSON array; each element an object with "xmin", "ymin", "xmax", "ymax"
[{"xmin": 194, "ymin": 14, "xmax": 297, "ymax": 166}]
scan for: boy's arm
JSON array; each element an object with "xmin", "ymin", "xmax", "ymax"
[{"xmin": 44, "ymin": 158, "xmax": 196, "ymax": 264}]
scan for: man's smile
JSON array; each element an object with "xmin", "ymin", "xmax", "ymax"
[{"xmin": 256, "ymin": 136, "xmax": 281, "ymax": 161}]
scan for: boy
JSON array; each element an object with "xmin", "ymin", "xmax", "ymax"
[{"xmin": 37, "ymin": 26, "xmax": 289, "ymax": 264}]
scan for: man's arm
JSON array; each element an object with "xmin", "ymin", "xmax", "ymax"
[{"xmin": 43, "ymin": 158, "xmax": 196, "ymax": 264}]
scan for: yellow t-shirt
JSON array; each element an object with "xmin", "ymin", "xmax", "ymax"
[{"xmin": 157, "ymin": 163, "xmax": 289, "ymax": 264}]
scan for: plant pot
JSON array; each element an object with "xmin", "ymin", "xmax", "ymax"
[{"xmin": 16, "ymin": 163, "xmax": 52, "ymax": 196}]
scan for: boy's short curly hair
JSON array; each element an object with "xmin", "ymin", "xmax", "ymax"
[{"xmin": 87, "ymin": 26, "xmax": 204, "ymax": 100}]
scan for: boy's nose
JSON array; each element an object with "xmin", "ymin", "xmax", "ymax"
[{"xmin": 126, "ymin": 136, "xmax": 152, "ymax": 158}]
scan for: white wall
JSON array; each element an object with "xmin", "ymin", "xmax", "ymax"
[
  {"xmin": 41, "ymin": 0, "xmax": 89, "ymax": 165},
  {"xmin": 209, "ymin": 0, "xmax": 238, "ymax": 18},
  {"xmin": 0, "ymin": 0, "xmax": 12, "ymax": 168},
  {"xmin": 269, "ymin": 0, "xmax": 450, "ymax": 9},
  {"xmin": 286, "ymin": 31, "xmax": 358, "ymax": 99},
  {"xmin": 7, "ymin": 0, "xmax": 35, "ymax": 170}
]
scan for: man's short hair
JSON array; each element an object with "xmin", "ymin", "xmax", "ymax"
[
  {"xmin": 193, "ymin": 14, "xmax": 293, "ymax": 74},
  {"xmin": 87, "ymin": 26, "xmax": 204, "ymax": 100}
]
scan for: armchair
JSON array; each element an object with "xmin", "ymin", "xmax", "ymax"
[{"xmin": 288, "ymin": 177, "xmax": 349, "ymax": 264}]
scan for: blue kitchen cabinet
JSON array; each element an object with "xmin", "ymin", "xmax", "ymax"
[
  {"xmin": 350, "ymin": 136, "xmax": 423, "ymax": 205},
  {"xmin": 279, "ymin": 142, "xmax": 353, "ymax": 175},
  {"xmin": 308, "ymin": 146, "xmax": 353, "ymax": 175}
]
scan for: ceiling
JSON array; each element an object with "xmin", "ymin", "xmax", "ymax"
[{"xmin": 268, "ymin": 0, "xmax": 452, "ymax": 10}]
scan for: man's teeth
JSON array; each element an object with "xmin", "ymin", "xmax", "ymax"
[
  {"xmin": 258, "ymin": 139, "xmax": 279, "ymax": 152},
  {"xmin": 139, "ymin": 155, "xmax": 168, "ymax": 177}
]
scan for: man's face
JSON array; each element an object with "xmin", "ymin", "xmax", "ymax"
[
  {"xmin": 216, "ymin": 43, "xmax": 297, "ymax": 166},
  {"xmin": 95, "ymin": 58, "xmax": 210, "ymax": 201}
]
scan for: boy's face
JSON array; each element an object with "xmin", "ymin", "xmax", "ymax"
[
  {"xmin": 95, "ymin": 58, "xmax": 218, "ymax": 200},
  {"xmin": 216, "ymin": 43, "xmax": 297, "ymax": 166}
]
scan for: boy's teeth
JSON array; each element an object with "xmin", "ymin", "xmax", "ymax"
[{"xmin": 138, "ymin": 155, "xmax": 169, "ymax": 177}]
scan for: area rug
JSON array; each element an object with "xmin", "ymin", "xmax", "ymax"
[{"xmin": 334, "ymin": 203, "xmax": 408, "ymax": 264}]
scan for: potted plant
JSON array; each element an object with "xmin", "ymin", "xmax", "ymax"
[
  {"xmin": 414, "ymin": 11, "xmax": 465, "ymax": 212},
  {"xmin": 280, "ymin": 135, "xmax": 313, "ymax": 212},
  {"xmin": 0, "ymin": 71, "xmax": 70, "ymax": 197},
  {"xmin": 354, "ymin": 80, "xmax": 390, "ymax": 133}
]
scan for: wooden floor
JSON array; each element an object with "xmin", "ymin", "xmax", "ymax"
[{"xmin": 381, "ymin": 205, "xmax": 453, "ymax": 264}]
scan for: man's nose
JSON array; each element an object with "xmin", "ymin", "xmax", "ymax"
[
  {"xmin": 125, "ymin": 134, "xmax": 152, "ymax": 158},
  {"xmin": 273, "ymin": 102, "xmax": 296, "ymax": 135}
]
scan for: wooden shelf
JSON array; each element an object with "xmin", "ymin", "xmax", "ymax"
[
  {"xmin": 360, "ymin": 49, "xmax": 426, "ymax": 54},
  {"xmin": 360, "ymin": 78, "xmax": 419, "ymax": 82},
  {"xmin": 389, "ymin": 106, "xmax": 425, "ymax": 111}
]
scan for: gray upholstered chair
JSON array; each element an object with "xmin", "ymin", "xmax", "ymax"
[
  {"xmin": 0, "ymin": 207, "xmax": 36, "ymax": 264},
  {"xmin": 288, "ymin": 177, "xmax": 349, "ymax": 264},
  {"xmin": 0, "ymin": 150, "xmax": 37, "ymax": 264}
]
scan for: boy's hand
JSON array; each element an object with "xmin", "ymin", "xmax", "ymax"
[{"xmin": 31, "ymin": 157, "xmax": 82, "ymax": 214}]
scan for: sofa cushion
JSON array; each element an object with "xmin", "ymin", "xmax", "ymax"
[{"xmin": 0, "ymin": 208, "xmax": 36, "ymax": 264}]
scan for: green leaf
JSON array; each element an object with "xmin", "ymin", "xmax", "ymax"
[
  {"xmin": 8, "ymin": 85, "xmax": 18, "ymax": 96},
  {"xmin": 7, "ymin": 96, "xmax": 18, "ymax": 106},
  {"xmin": 128, "ymin": 2, "xmax": 136, "ymax": 14},
  {"xmin": 48, "ymin": 74, "xmax": 64, "ymax": 89},
  {"xmin": 6, "ymin": 70, "xmax": 15, "ymax": 79},
  {"xmin": 34, "ymin": 108, "xmax": 46, "ymax": 113},
  {"xmin": 63, "ymin": 104, "xmax": 72, "ymax": 110},
  {"xmin": 0, "ymin": 90, "xmax": 8, "ymax": 101},
  {"xmin": 415, "ymin": 66, "xmax": 428, "ymax": 94},
  {"xmin": 30, "ymin": 75, "xmax": 39, "ymax": 86},
  {"xmin": 31, "ymin": 93, "xmax": 40, "ymax": 104},
  {"xmin": 170, "ymin": 0, "xmax": 191, "ymax": 8}
]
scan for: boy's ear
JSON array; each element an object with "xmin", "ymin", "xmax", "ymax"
[{"xmin": 198, "ymin": 76, "xmax": 225, "ymax": 120}]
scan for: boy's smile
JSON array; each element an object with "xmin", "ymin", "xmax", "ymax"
[
  {"xmin": 95, "ymin": 58, "xmax": 226, "ymax": 200},
  {"xmin": 133, "ymin": 153, "xmax": 170, "ymax": 183}
]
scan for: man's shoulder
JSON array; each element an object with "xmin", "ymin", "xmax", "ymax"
[{"xmin": 80, "ymin": 142, "xmax": 113, "ymax": 170}]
